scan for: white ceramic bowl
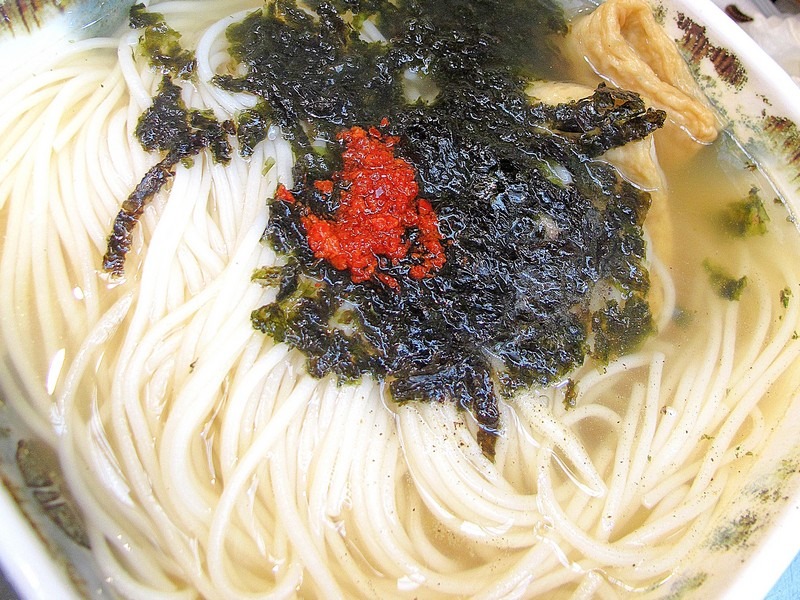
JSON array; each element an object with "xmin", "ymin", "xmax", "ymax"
[
  {"xmin": 2, "ymin": 1, "xmax": 800, "ymax": 598},
  {"xmin": 642, "ymin": 2, "xmax": 800, "ymax": 597}
]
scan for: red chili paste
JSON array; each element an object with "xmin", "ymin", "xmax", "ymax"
[{"xmin": 277, "ymin": 125, "xmax": 445, "ymax": 288}]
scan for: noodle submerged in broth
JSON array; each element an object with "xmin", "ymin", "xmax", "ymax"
[{"xmin": 2, "ymin": 0, "xmax": 800, "ymax": 598}]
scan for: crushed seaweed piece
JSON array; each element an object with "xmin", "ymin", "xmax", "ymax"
[
  {"xmin": 718, "ymin": 186, "xmax": 769, "ymax": 237},
  {"xmin": 103, "ymin": 76, "xmax": 232, "ymax": 277},
  {"xmin": 103, "ymin": 158, "xmax": 175, "ymax": 276},
  {"xmin": 703, "ymin": 260, "xmax": 748, "ymax": 301},
  {"xmin": 781, "ymin": 287, "xmax": 792, "ymax": 309},
  {"xmin": 134, "ymin": 78, "xmax": 231, "ymax": 163},
  {"xmin": 563, "ymin": 379, "xmax": 578, "ymax": 411},
  {"xmin": 591, "ymin": 295, "xmax": 655, "ymax": 363},
  {"xmin": 547, "ymin": 84, "xmax": 666, "ymax": 157},
  {"xmin": 237, "ymin": 102, "xmax": 274, "ymax": 158},
  {"xmin": 252, "ymin": 266, "xmax": 285, "ymax": 286},
  {"xmin": 129, "ymin": 3, "xmax": 195, "ymax": 78}
]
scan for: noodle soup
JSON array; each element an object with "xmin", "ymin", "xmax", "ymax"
[{"xmin": 1, "ymin": 0, "xmax": 800, "ymax": 598}]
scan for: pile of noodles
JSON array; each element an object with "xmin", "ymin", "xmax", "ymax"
[{"xmin": 2, "ymin": 0, "xmax": 800, "ymax": 597}]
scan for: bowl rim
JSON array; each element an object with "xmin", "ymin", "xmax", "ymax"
[{"xmin": 0, "ymin": 483, "xmax": 80, "ymax": 599}]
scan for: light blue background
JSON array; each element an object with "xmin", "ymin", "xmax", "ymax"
[{"xmin": 767, "ymin": 551, "xmax": 800, "ymax": 599}]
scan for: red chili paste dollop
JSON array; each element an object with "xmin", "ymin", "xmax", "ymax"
[{"xmin": 277, "ymin": 125, "xmax": 445, "ymax": 288}]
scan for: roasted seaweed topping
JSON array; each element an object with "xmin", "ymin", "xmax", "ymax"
[
  {"xmin": 103, "ymin": 76, "xmax": 232, "ymax": 277},
  {"xmin": 215, "ymin": 0, "xmax": 568, "ymax": 177},
  {"xmin": 591, "ymin": 296, "xmax": 654, "ymax": 364},
  {"xmin": 718, "ymin": 186, "xmax": 770, "ymax": 237},
  {"xmin": 233, "ymin": 0, "xmax": 664, "ymax": 456},
  {"xmin": 113, "ymin": 0, "xmax": 663, "ymax": 457},
  {"xmin": 129, "ymin": 3, "xmax": 195, "ymax": 78},
  {"xmin": 704, "ymin": 259, "xmax": 748, "ymax": 301},
  {"xmin": 547, "ymin": 84, "xmax": 666, "ymax": 157}
]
